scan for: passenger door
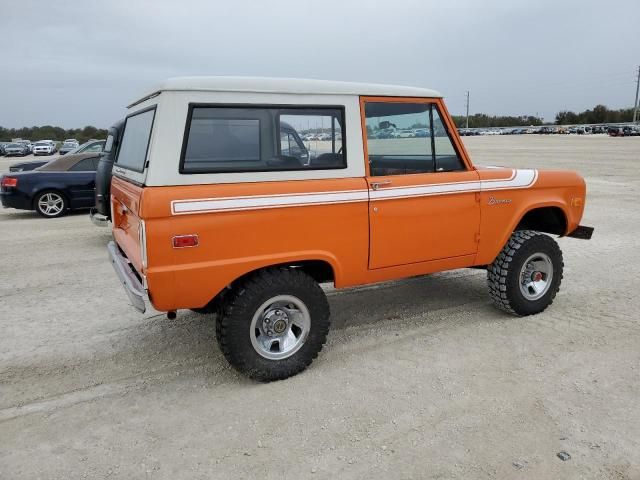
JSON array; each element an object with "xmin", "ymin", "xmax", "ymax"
[{"xmin": 362, "ymin": 97, "xmax": 480, "ymax": 269}]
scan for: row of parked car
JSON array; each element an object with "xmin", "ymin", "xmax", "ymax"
[
  {"xmin": 458, "ymin": 125, "xmax": 640, "ymax": 136},
  {"xmin": 0, "ymin": 139, "xmax": 82, "ymax": 157}
]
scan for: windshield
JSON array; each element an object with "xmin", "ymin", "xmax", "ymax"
[
  {"xmin": 116, "ymin": 108, "xmax": 155, "ymax": 172},
  {"xmin": 35, "ymin": 142, "xmax": 49, "ymax": 146},
  {"xmin": 71, "ymin": 140, "xmax": 104, "ymax": 155}
]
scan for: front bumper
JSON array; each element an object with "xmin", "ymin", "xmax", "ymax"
[{"xmin": 107, "ymin": 241, "xmax": 146, "ymax": 313}]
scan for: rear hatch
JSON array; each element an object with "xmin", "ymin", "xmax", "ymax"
[
  {"xmin": 109, "ymin": 107, "xmax": 156, "ymax": 276},
  {"xmin": 111, "ymin": 177, "xmax": 145, "ymax": 274}
]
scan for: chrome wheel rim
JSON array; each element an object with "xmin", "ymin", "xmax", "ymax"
[
  {"xmin": 250, "ymin": 295, "xmax": 311, "ymax": 360},
  {"xmin": 38, "ymin": 193, "xmax": 64, "ymax": 216},
  {"xmin": 519, "ymin": 252, "xmax": 553, "ymax": 301}
]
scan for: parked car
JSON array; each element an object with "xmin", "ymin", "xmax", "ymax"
[
  {"xmin": 59, "ymin": 139, "xmax": 80, "ymax": 155},
  {"xmin": 16, "ymin": 140, "xmax": 33, "ymax": 153},
  {"xmin": 32, "ymin": 140, "xmax": 57, "ymax": 156},
  {"xmin": 394, "ymin": 129, "xmax": 415, "ymax": 138},
  {"xmin": 0, "ymin": 152, "xmax": 100, "ymax": 218},
  {"xmin": 9, "ymin": 160, "xmax": 49, "ymax": 172},
  {"xmin": 90, "ymin": 119, "xmax": 125, "ymax": 225},
  {"xmin": 3, "ymin": 143, "xmax": 30, "ymax": 157},
  {"xmin": 105, "ymin": 76, "xmax": 593, "ymax": 382},
  {"xmin": 608, "ymin": 126, "xmax": 624, "ymax": 137}
]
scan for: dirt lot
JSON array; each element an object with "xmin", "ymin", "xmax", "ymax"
[{"xmin": 1, "ymin": 135, "xmax": 639, "ymax": 479}]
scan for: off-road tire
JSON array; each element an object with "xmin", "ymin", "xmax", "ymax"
[
  {"xmin": 488, "ymin": 230, "xmax": 564, "ymax": 316},
  {"xmin": 216, "ymin": 268, "xmax": 330, "ymax": 381}
]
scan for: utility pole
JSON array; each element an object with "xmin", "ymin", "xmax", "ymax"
[
  {"xmin": 465, "ymin": 91, "xmax": 470, "ymax": 129},
  {"xmin": 633, "ymin": 65, "xmax": 640, "ymax": 124}
]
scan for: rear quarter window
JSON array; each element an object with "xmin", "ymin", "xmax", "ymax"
[{"xmin": 116, "ymin": 108, "xmax": 155, "ymax": 172}]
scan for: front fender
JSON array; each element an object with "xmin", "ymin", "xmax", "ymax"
[{"xmin": 476, "ymin": 194, "xmax": 574, "ymax": 265}]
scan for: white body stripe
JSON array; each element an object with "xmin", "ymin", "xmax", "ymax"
[
  {"xmin": 172, "ymin": 190, "xmax": 369, "ymax": 214},
  {"xmin": 171, "ymin": 169, "xmax": 538, "ymax": 215}
]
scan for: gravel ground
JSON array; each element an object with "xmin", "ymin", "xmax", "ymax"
[{"xmin": 1, "ymin": 135, "xmax": 639, "ymax": 479}]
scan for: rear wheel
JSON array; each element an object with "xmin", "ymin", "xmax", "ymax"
[
  {"xmin": 487, "ymin": 230, "xmax": 563, "ymax": 316},
  {"xmin": 34, "ymin": 190, "xmax": 68, "ymax": 218},
  {"xmin": 216, "ymin": 268, "xmax": 330, "ymax": 381}
]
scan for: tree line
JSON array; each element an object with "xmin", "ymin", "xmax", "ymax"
[
  {"xmin": 554, "ymin": 105, "xmax": 635, "ymax": 125},
  {"xmin": 0, "ymin": 125, "xmax": 108, "ymax": 144},
  {"xmin": 451, "ymin": 114, "xmax": 543, "ymax": 128},
  {"xmin": 452, "ymin": 105, "xmax": 635, "ymax": 128}
]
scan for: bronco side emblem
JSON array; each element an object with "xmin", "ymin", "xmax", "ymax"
[{"xmin": 488, "ymin": 196, "xmax": 512, "ymax": 205}]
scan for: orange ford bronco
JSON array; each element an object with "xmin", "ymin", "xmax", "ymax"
[{"xmin": 108, "ymin": 77, "xmax": 593, "ymax": 381}]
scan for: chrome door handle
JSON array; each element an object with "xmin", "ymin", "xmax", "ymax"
[{"xmin": 371, "ymin": 180, "xmax": 392, "ymax": 190}]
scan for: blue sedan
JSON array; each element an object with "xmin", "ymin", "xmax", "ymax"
[{"xmin": 1, "ymin": 152, "xmax": 100, "ymax": 218}]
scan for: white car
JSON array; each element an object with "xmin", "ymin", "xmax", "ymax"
[
  {"xmin": 396, "ymin": 130, "xmax": 415, "ymax": 138},
  {"xmin": 32, "ymin": 141, "xmax": 57, "ymax": 156}
]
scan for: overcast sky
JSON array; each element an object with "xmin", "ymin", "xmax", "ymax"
[{"xmin": 2, "ymin": 0, "xmax": 639, "ymax": 128}]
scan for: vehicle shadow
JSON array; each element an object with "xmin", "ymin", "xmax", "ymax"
[
  {"xmin": 1, "ymin": 271, "xmax": 496, "ymax": 406},
  {"xmin": 0, "ymin": 209, "xmax": 91, "ymax": 221}
]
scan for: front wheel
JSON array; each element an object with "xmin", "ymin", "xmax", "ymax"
[
  {"xmin": 216, "ymin": 268, "xmax": 330, "ymax": 381},
  {"xmin": 487, "ymin": 230, "xmax": 564, "ymax": 316}
]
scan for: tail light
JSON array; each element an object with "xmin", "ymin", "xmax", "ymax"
[{"xmin": 1, "ymin": 177, "xmax": 18, "ymax": 188}]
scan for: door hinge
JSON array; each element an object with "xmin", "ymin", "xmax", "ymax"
[
  {"xmin": 474, "ymin": 232, "xmax": 481, "ymax": 243},
  {"xmin": 475, "ymin": 191, "xmax": 481, "ymax": 203}
]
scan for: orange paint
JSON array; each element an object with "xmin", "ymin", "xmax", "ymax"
[{"xmin": 111, "ymin": 95, "xmax": 587, "ymax": 312}]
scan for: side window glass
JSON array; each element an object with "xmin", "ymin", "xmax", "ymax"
[
  {"xmin": 70, "ymin": 158, "xmax": 98, "ymax": 171},
  {"xmin": 280, "ymin": 112, "xmax": 343, "ymax": 168},
  {"xmin": 280, "ymin": 131, "xmax": 306, "ymax": 162},
  {"xmin": 365, "ymin": 102, "xmax": 433, "ymax": 176},
  {"xmin": 104, "ymin": 135, "xmax": 114, "ymax": 153},
  {"xmin": 432, "ymin": 107, "xmax": 464, "ymax": 172},
  {"xmin": 181, "ymin": 107, "xmax": 346, "ymax": 173}
]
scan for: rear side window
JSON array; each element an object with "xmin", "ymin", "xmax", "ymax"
[
  {"xmin": 116, "ymin": 108, "xmax": 155, "ymax": 172},
  {"xmin": 69, "ymin": 157, "xmax": 99, "ymax": 171},
  {"xmin": 181, "ymin": 105, "xmax": 345, "ymax": 173}
]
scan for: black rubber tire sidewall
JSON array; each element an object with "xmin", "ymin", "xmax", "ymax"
[
  {"xmin": 504, "ymin": 234, "xmax": 563, "ymax": 315},
  {"xmin": 217, "ymin": 269, "xmax": 330, "ymax": 382}
]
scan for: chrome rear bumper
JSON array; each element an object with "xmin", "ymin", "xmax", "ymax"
[
  {"xmin": 90, "ymin": 208, "xmax": 109, "ymax": 227},
  {"xmin": 107, "ymin": 241, "xmax": 146, "ymax": 313}
]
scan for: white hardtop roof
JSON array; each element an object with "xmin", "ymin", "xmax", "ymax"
[{"xmin": 129, "ymin": 76, "xmax": 442, "ymax": 107}]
